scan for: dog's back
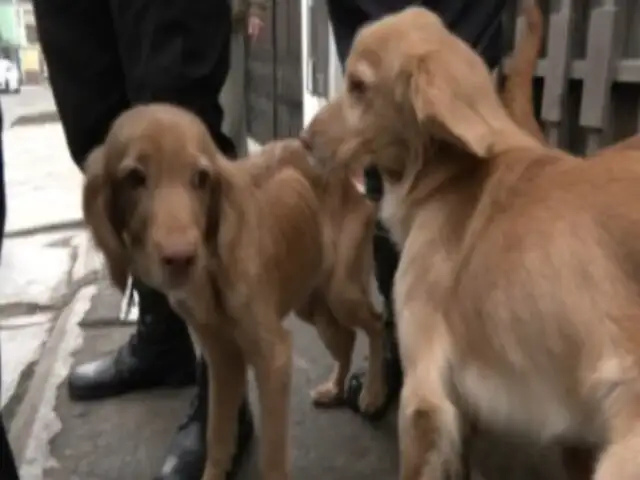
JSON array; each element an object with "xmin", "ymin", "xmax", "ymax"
[{"xmin": 445, "ymin": 146, "xmax": 640, "ymax": 444}]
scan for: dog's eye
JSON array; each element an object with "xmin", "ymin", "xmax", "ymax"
[
  {"xmin": 347, "ymin": 75, "xmax": 367, "ymax": 96},
  {"xmin": 191, "ymin": 167, "xmax": 210, "ymax": 190},
  {"xmin": 122, "ymin": 166, "xmax": 147, "ymax": 190}
]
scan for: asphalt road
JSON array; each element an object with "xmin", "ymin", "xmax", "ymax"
[{"xmin": 1, "ymin": 85, "xmax": 57, "ymax": 128}]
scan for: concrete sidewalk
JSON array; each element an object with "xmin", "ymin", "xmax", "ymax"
[{"xmin": 0, "ymin": 119, "xmax": 101, "ymax": 480}]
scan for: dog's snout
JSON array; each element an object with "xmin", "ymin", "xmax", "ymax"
[
  {"xmin": 161, "ymin": 247, "xmax": 195, "ymax": 269},
  {"xmin": 158, "ymin": 239, "xmax": 198, "ymax": 284}
]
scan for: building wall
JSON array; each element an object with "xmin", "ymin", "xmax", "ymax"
[
  {"xmin": 0, "ymin": 3, "xmax": 20, "ymax": 45},
  {"xmin": 16, "ymin": 1, "xmax": 42, "ymax": 83}
]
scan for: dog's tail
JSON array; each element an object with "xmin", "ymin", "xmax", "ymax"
[{"xmin": 501, "ymin": 0, "xmax": 546, "ymax": 142}]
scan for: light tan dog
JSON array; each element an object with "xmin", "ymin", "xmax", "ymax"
[
  {"xmin": 302, "ymin": 6, "xmax": 640, "ymax": 480},
  {"xmin": 82, "ymin": 103, "xmax": 385, "ymax": 480}
]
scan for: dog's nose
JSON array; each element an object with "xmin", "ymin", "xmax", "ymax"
[{"xmin": 160, "ymin": 246, "xmax": 196, "ymax": 273}]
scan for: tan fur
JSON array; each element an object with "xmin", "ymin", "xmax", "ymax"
[
  {"xmin": 302, "ymin": 6, "xmax": 640, "ymax": 480},
  {"xmin": 82, "ymin": 104, "xmax": 385, "ymax": 480},
  {"xmin": 501, "ymin": 0, "xmax": 545, "ymax": 141}
]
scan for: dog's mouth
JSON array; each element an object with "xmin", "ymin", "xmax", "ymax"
[
  {"xmin": 159, "ymin": 256, "xmax": 199, "ymax": 290},
  {"xmin": 297, "ymin": 134, "xmax": 322, "ymax": 169}
]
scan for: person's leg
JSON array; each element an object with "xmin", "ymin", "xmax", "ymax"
[
  {"xmin": 33, "ymin": 0, "xmax": 197, "ymax": 404},
  {"xmin": 0, "ymin": 418, "xmax": 19, "ymax": 480},
  {"xmin": 106, "ymin": 0, "xmax": 253, "ymax": 477},
  {"xmin": 220, "ymin": 32, "xmax": 248, "ymax": 157},
  {"xmin": 326, "ymin": 0, "xmax": 368, "ymax": 65},
  {"xmin": 0, "ymin": 106, "xmax": 20, "ymax": 480}
]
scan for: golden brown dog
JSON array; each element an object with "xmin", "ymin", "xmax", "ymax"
[
  {"xmin": 82, "ymin": 103, "xmax": 385, "ymax": 480},
  {"xmin": 302, "ymin": 6, "xmax": 640, "ymax": 480}
]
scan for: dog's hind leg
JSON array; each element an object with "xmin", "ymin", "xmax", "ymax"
[
  {"xmin": 303, "ymin": 299, "xmax": 356, "ymax": 407},
  {"xmin": 330, "ymin": 290, "xmax": 386, "ymax": 416}
]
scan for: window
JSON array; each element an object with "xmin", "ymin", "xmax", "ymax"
[{"xmin": 25, "ymin": 24, "xmax": 37, "ymax": 44}]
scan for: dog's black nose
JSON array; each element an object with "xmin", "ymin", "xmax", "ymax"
[
  {"xmin": 160, "ymin": 247, "xmax": 196, "ymax": 274},
  {"xmin": 162, "ymin": 252, "xmax": 195, "ymax": 269}
]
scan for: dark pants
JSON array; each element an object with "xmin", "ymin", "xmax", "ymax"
[
  {"xmin": 328, "ymin": 0, "xmax": 506, "ymax": 67},
  {"xmin": 33, "ymin": 0, "xmax": 236, "ymax": 169},
  {"xmin": 33, "ymin": 0, "xmax": 235, "ymax": 386},
  {"xmin": 327, "ymin": 0, "xmax": 506, "ymax": 323},
  {"xmin": 0, "ymin": 108, "xmax": 20, "ymax": 480},
  {"xmin": 0, "ymin": 417, "xmax": 19, "ymax": 480}
]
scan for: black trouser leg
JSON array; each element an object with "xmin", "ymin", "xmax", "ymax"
[
  {"xmin": 0, "ymin": 415, "xmax": 19, "ymax": 480},
  {"xmin": 34, "ymin": 0, "xmax": 252, "ymax": 478},
  {"xmin": 108, "ymin": 0, "xmax": 236, "ymax": 157},
  {"xmin": 0, "ymin": 106, "xmax": 19, "ymax": 480},
  {"xmin": 34, "ymin": 0, "xmax": 234, "ymax": 400}
]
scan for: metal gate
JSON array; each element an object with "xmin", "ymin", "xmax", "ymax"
[{"xmin": 246, "ymin": 0, "xmax": 303, "ymax": 144}]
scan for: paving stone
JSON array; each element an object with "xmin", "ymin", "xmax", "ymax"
[{"xmin": 1, "ymin": 313, "xmax": 52, "ymax": 408}]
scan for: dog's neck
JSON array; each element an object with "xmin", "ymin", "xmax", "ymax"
[
  {"xmin": 379, "ymin": 141, "xmax": 481, "ymax": 247},
  {"xmin": 379, "ymin": 135, "xmax": 570, "ymax": 251}
]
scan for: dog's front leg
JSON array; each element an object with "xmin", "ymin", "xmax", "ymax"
[
  {"xmin": 397, "ymin": 325, "xmax": 462, "ymax": 480},
  {"xmin": 252, "ymin": 323, "xmax": 292, "ymax": 480},
  {"xmin": 201, "ymin": 334, "xmax": 247, "ymax": 480}
]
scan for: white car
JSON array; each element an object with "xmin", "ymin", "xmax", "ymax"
[{"xmin": 0, "ymin": 59, "xmax": 21, "ymax": 94}]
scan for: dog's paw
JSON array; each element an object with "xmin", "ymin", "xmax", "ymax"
[
  {"xmin": 358, "ymin": 382, "xmax": 388, "ymax": 416},
  {"xmin": 345, "ymin": 363, "xmax": 402, "ymax": 422},
  {"xmin": 311, "ymin": 381, "xmax": 344, "ymax": 408}
]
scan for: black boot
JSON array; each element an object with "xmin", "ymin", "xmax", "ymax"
[
  {"xmin": 157, "ymin": 359, "xmax": 254, "ymax": 480},
  {"xmin": 0, "ymin": 414, "xmax": 19, "ymax": 480},
  {"xmin": 67, "ymin": 279, "xmax": 196, "ymax": 400},
  {"xmin": 344, "ymin": 217, "xmax": 404, "ymax": 421}
]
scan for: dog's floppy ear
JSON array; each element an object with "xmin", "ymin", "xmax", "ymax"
[
  {"xmin": 83, "ymin": 145, "xmax": 129, "ymax": 292},
  {"xmin": 410, "ymin": 56, "xmax": 495, "ymax": 158},
  {"xmin": 205, "ymin": 169, "xmax": 222, "ymax": 243},
  {"xmin": 199, "ymin": 138, "xmax": 225, "ymax": 247}
]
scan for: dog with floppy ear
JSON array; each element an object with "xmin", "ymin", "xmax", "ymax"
[
  {"xmin": 82, "ymin": 104, "xmax": 324, "ymax": 480},
  {"xmin": 83, "ymin": 103, "xmax": 388, "ymax": 480},
  {"xmin": 303, "ymin": 6, "xmax": 640, "ymax": 480}
]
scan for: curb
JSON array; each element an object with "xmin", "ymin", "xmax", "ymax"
[
  {"xmin": 6, "ymin": 234, "xmax": 103, "ymax": 477},
  {"xmin": 10, "ymin": 111, "xmax": 60, "ymax": 129},
  {"xmin": 4, "ymin": 220, "xmax": 84, "ymax": 240},
  {"xmin": 10, "ymin": 285, "xmax": 97, "ymax": 480}
]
